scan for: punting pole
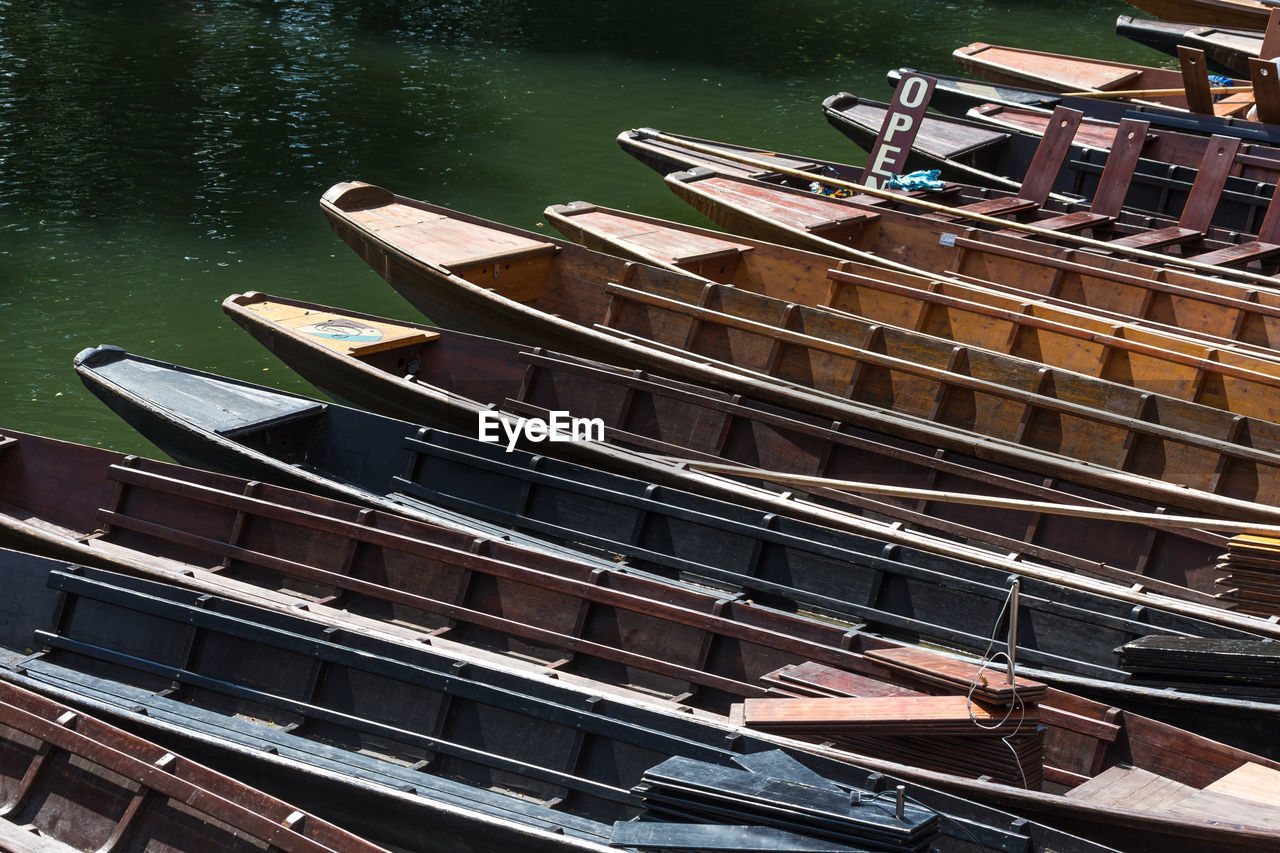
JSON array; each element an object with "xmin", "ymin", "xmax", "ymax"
[
  {"xmin": 659, "ymin": 457, "xmax": 1280, "ymax": 537},
  {"xmin": 1061, "ymin": 85, "xmax": 1253, "ymax": 99},
  {"xmin": 633, "ymin": 129, "xmax": 1280, "ymax": 287}
]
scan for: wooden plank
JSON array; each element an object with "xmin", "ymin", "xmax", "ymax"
[
  {"xmin": 865, "ymin": 646, "xmax": 1046, "ymax": 705},
  {"xmin": 1168, "ymin": 787, "xmax": 1280, "ymax": 830},
  {"xmin": 1205, "ymin": 762, "xmax": 1280, "ymax": 806},
  {"xmin": 1018, "ymin": 106, "xmax": 1084, "ymax": 205},
  {"xmin": 740, "ymin": 695, "xmax": 1034, "ymax": 734},
  {"xmin": 860, "ymin": 71, "xmax": 936, "ymax": 189},
  {"xmin": 1179, "ymin": 46, "xmax": 1215, "ymax": 115},
  {"xmin": 1065, "ymin": 765, "xmax": 1197, "ymax": 811},
  {"xmin": 1251, "ymin": 57, "xmax": 1280, "ymax": 124}
]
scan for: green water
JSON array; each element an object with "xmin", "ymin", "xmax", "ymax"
[{"xmin": 1, "ymin": 0, "xmax": 1156, "ymax": 456}]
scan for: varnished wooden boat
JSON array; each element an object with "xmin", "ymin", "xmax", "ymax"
[
  {"xmin": 69, "ymin": 350, "xmax": 1280, "ymax": 737},
  {"xmin": 1116, "ymin": 14, "xmax": 1263, "ymax": 76},
  {"xmin": 966, "ymin": 102, "xmax": 1280, "ymax": 187},
  {"xmin": 0, "ymin": 546, "xmax": 1125, "ymax": 853},
  {"xmin": 546, "ymin": 200, "xmax": 1280, "ymax": 422},
  {"xmin": 622, "ymin": 135, "xmax": 1280, "ymax": 353},
  {"xmin": 317, "ymin": 181, "xmax": 1280, "ymax": 516},
  {"xmin": 953, "ymin": 42, "xmax": 1253, "ymax": 114},
  {"xmin": 214, "ymin": 291, "xmax": 1239, "ymax": 604},
  {"xmin": 1, "ymin": 438, "xmax": 1278, "ymax": 851},
  {"xmin": 0, "ymin": 677, "xmax": 388, "ymax": 853},
  {"xmin": 887, "ymin": 67, "xmax": 1280, "ymax": 144},
  {"xmin": 619, "ymin": 124, "xmax": 1274, "ymax": 251},
  {"xmin": 819, "ymin": 93, "xmax": 1277, "ymax": 238},
  {"xmin": 1124, "ymin": 0, "xmax": 1274, "ymax": 29}
]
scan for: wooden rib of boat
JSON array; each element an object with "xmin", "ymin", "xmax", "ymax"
[
  {"xmin": 0, "ymin": 443, "xmax": 1277, "ymax": 851},
  {"xmin": 818, "ymin": 93, "xmax": 1277, "ymax": 238},
  {"xmin": 966, "ymin": 102, "xmax": 1280, "ymax": 186},
  {"xmin": 316, "ymin": 181, "xmax": 1280, "ymax": 517},
  {"xmin": 0, "ymin": 678, "xmax": 388, "ymax": 853},
  {"xmin": 953, "ymin": 42, "xmax": 1253, "ymax": 114},
  {"xmin": 546, "ymin": 199, "xmax": 1280, "ymax": 413},
  {"xmin": 1124, "ymin": 0, "xmax": 1274, "ymax": 29},
  {"xmin": 0, "ymin": 547, "xmax": 1124, "ymax": 853},
  {"xmin": 1116, "ymin": 14, "xmax": 1263, "ymax": 76},
  {"xmin": 213, "ymin": 291, "xmax": 1240, "ymax": 603},
  {"xmin": 886, "ymin": 67, "xmax": 1280, "ymax": 144}
]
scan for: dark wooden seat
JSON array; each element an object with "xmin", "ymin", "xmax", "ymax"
[
  {"xmin": 929, "ymin": 106, "xmax": 1082, "ymax": 223},
  {"xmin": 1106, "ymin": 135, "xmax": 1242, "ymax": 250},
  {"xmin": 1025, "ymin": 117, "xmax": 1150, "ymax": 233}
]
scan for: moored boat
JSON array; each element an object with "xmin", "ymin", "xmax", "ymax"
[
  {"xmin": 1116, "ymin": 13, "xmax": 1264, "ymax": 76},
  {"xmin": 0, "ymin": 546, "xmax": 1128, "ymax": 853},
  {"xmin": 1123, "ymin": 0, "xmax": 1275, "ymax": 29},
  {"xmin": 68, "ymin": 351, "xmax": 1280, "ymax": 745},
  {"xmin": 0, "ymin": 676, "xmax": 389, "ymax": 852}
]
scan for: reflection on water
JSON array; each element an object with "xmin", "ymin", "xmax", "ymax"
[{"xmin": 1, "ymin": 0, "xmax": 1147, "ymax": 454}]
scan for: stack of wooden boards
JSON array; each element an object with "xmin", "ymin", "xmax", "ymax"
[
  {"xmin": 1215, "ymin": 534, "xmax": 1280, "ymax": 615},
  {"xmin": 618, "ymin": 752, "xmax": 940, "ymax": 853},
  {"xmin": 731, "ymin": 648, "xmax": 1047, "ymax": 788},
  {"xmin": 1117, "ymin": 635, "xmax": 1280, "ymax": 698}
]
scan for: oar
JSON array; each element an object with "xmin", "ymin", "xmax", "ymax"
[
  {"xmin": 1061, "ymin": 85, "xmax": 1253, "ymax": 99},
  {"xmin": 633, "ymin": 128, "xmax": 1280, "ymax": 287}
]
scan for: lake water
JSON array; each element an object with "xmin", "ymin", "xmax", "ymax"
[{"xmin": 2, "ymin": 0, "xmax": 1155, "ymax": 455}]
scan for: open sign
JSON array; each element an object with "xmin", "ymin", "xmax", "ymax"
[{"xmin": 860, "ymin": 73, "xmax": 937, "ymax": 189}]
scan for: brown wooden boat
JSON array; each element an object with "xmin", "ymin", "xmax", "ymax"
[
  {"xmin": 1124, "ymin": 0, "xmax": 1274, "ymax": 29},
  {"xmin": 966, "ymin": 102, "xmax": 1280, "ymax": 185},
  {"xmin": 319, "ymin": 181, "xmax": 1280, "ymax": 517},
  {"xmin": 652, "ymin": 161, "xmax": 1280, "ymax": 337},
  {"xmin": 0, "ymin": 678, "xmax": 389, "ymax": 853},
  {"xmin": 1117, "ymin": 14, "xmax": 1266, "ymax": 77},
  {"xmin": 2, "ymin": 427, "xmax": 1278, "ymax": 852},
  {"xmin": 953, "ymin": 42, "xmax": 1253, "ymax": 115},
  {"xmin": 220, "ymin": 291, "xmax": 1243, "ymax": 606},
  {"xmin": 545, "ymin": 200, "xmax": 1280, "ymax": 421}
]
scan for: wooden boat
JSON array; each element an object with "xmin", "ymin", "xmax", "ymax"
[
  {"xmin": 0, "ymin": 546, "xmax": 1125, "ymax": 853},
  {"xmin": 886, "ymin": 67, "xmax": 1280, "ymax": 144},
  {"xmin": 316, "ymin": 181, "xmax": 1280, "ymax": 515},
  {"xmin": 624, "ymin": 133, "xmax": 1280, "ymax": 354},
  {"xmin": 1123, "ymin": 0, "xmax": 1275, "ymax": 29},
  {"xmin": 1, "ymin": 443, "xmax": 1278, "ymax": 852},
  {"xmin": 952, "ymin": 42, "xmax": 1253, "ymax": 115},
  {"xmin": 819, "ymin": 93, "xmax": 1278, "ymax": 238},
  {"xmin": 69, "ymin": 349, "xmax": 1280, "ymax": 735},
  {"xmin": 1116, "ymin": 14, "xmax": 1265, "ymax": 76},
  {"xmin": 0, "ymin": 677, "xmax": 388, "ymax": 852},
  {"xmin": 620, "ymin": 123, "xmax": 1275, "ymax": 250},
  {"xmin": 212, "ymin": 292, "xmax": 1239, "ymax": 603},
  {"xmin": 965, "ymin": 101, "xmax": 1280, "ymax": 186}
]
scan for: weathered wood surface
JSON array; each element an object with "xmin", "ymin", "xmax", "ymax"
[
  {"xmin": 1122, "ymin": 0, "xmax": 1274, "ymax": 30},
  {"xmin": 0, "ymin": 680, "xmax": 388, "ymax": 853},
  {"xmin": 1116, "ymin": 14, "xmax": 1265, "ymax": 77},
  {"xmin": 954, "ymin": 41, "xmax": 1253, "ymax": 114}
]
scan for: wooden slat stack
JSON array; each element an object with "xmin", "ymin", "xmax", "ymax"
[
  {"xmin": 1117, "ymin": 635, "xmax": 1280, "ymax": 698},
  {"xmin": 732, "ymin": 650, "xmax": 1046, "ymax": 788},
  {"xmin": 1214, "ymin": 533, "xmax": 1280, "ymax": 616}
]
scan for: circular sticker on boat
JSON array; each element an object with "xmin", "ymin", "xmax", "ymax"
[{"xmin": 296, "ymin": 318, "xmax": 383, "ymax": 342}]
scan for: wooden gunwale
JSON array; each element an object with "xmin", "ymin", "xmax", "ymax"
[
  {"xmin": 219, "ymin": 292, "xmax": 1239, "ymax": 603},
  {"xmin": 0, "ymin": 681, "xmax": 385, "ymax": 853},
  {"xmin": 1122, "ymin": 0, "xmax": 1273, "ymax": 30},
  {"xmin": 5, "ymin": 445, "xmax": 1280, "ymax": 851}
]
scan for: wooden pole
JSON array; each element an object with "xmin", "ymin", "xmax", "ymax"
[
  {"xmin": 1060, "ymin": 85, "xmax": 1253, "ymax": 99},
  {"xmin": 635, "ymin": 129, "xmax": 1280, "ymax": 287},
  {"xmin": 664, "ymin": 457, "xmax": 1280, "ymax": 536}
]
